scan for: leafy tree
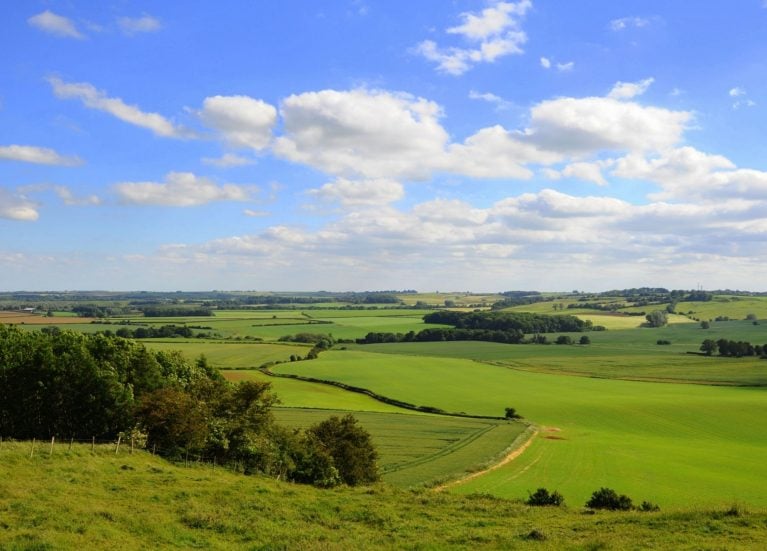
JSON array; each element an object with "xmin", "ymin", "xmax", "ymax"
[
  {"xmin": 700, "ymin": 320, "xmax": 710, "ymax": 329},
  {"xmin": 579, "ymin": 335, "xmax": 591, "ymax": 345},
  {"xmin": 645, "ymin": 310, "xmax": 668, "ymax": 328},
  {"xmin": 555, "ymin": 335, "xmax": 573, "ymax": 345},
  {"xmin": 306, "ymin": 414, "xmax": 379, "ymax": 486},
  {"xmin": 700, "ymin": 339, "xmax": 718, "ymax": 356},
  {"xmin": 504, "ymin": 407, "xmax": 522, "ymax": 419}
]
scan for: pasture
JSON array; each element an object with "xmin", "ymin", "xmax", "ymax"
[
  {"xmin": 274, "ymin": 408, "xmax": 528, "ymax": 488},
  {"xmin": 273, "ymin": 349, "xmax": 767, "ymax": 507}
]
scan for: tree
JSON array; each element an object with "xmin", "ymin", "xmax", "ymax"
[
  {"xmin": 746, "ymin": 313, "xmax": 758, "ymax": 321},
  {"xmin": 700, "ymin": 339, "xmax": 718, "ymax": 356},
  {"xmin": 306, "ymin": 414, "xmax": 379, "ymax": 486},
  {"xmin": 700, "ymin": 320, "xmax": 710, "ymax": 329},
  {"xmin": 579, "ymin": 335, "xmax": 591, "ymax": 345},
  {"xmin": 645, "ymin": 310, "xmax": 668, "ymax": 328},
  {"xmin": 504, "ymin": 407, "xmax": 522, "ymax": 419},
  {"xmin": 555, "ymin": 335, "xmax": 573, "ymax": 345}
]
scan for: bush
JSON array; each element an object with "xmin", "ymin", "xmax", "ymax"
[
  {"xmin": 526, "ymin": 488, "xmax": 564, "ymax": 507},
  {"xmin": 656, "ymin": 339, "xmax": 671, "ymax": 345},
  {"xmin": 585, "ymin": 487, "xmax": 633, "ymax": 511},
  {"xmin": 639, "ymin": 501, "xmax": 660, "ymax": 512},
  {"xmin": 555, "ymin": 335, "xmax": 573, "ymax": 345},
  {"xmin": 579, "ymin": 335, "xmax": 591, "ymax": 345},
  {"xmin": 504, "ymin": 407, "xmax": 522, "ymax": 419},
  {"xmin": 306, "ymin": 414, "xmax": 379, "ymax": 486}
]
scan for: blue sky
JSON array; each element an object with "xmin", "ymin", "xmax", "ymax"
[{"xmin": 2, "ymin": 1, "xmax": 767, "ymax": 291}]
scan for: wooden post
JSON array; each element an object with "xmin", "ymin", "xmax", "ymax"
[
  {"xmin": 49, "ymin": 436, "xmax": 55, "ymax": 457},
  {"xmin": 130, "ymin": 437, "xmax": 134, "ymax": 455},
  {"xmin": 115, "ymin": 434, "xmax": 121, "ymax": 454},
  {"xmin": 30, "ymin": 438, "xmax": 35, "ymax": 458},
  {"xmin": 91, "ymin": 436, "xmax": 95, "ymax": 453},
  {"xmin": 185, "ymin": 448, "xmax": 189, "ymax": 467},
  {"xmin": 152, "ymin": 443, "xmax": 156, "ymax": 456},
  {"xmin": 68, "ymin": 438, "xmax": 73, "ymax": 451}
]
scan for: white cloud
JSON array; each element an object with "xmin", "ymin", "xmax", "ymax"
[
  {"xmin": 113, "ymin": 171, "xmax": 256, "ymax": 206},
  {"xmin": 0, "ymin": 145, "xmax": 82, "ymax": 166},
  {"xmin": 556, "ymin": 61, "xmax": 574, "ymax": 72},
  {"xmin": 117, "ymin": 15, "xmax": 162, "ymax": 35},
  {"xmin": 468, "ymin": 90, "xmax": 512, "ymax": 110},
  {"xmin": 549, "ymin": 161, "xmax": 613, "ymax": 186},
  {"xmin": 274, "ymin": 89, "xmax": 448, "ymax": 179},
  {"xmin": 202, "ymin": 153, "xmax": 255, "ymax": 168},
  {"xmin": 308, "ymin": 178, "xmax": 404, "ymax": 206},
  {"xmin": 540, "ymin": 57, "xmax": 551, "ymax": 69},
  {"xmin": 28, "ymin": 11, "xmax": 84, "ymax": 39},
  {"xmin": 48, "ymin": 77, "xmax": 190, "ymax": 138},
  {"xmin": 0, "ymin": 189, "xmax": 38, "ymax": 221},
  {"xmin": 244, "ymin": 209, "xmax": 270, "ymax": 217},
  {"xmin": 199, "ymin": 95, "xmax": 277, "ymax": 150},
  {"xmin": 729, "ymin": 87, "xmax": 746, "ymax": 97},
  {"xmin": 608, "ymin": 77, "xmax": 655, "ymax": 100},
  {"xmin": 415, "ymin": 1, "xmax": 531, "ymax": 75},
  {"xmin": 446, "ymin": 125, "xmax": 559, "ymax": 179},
  {"xmin": 527, "ymin": 95, "xmax": 691, "ymax": 155},
  {"xmin": 19, "ymin": 184, "xmax": 101, "ymax": 206},
  {"xmin": 609, "ymin": 16, "xmax": 650, "ymax": 31}
]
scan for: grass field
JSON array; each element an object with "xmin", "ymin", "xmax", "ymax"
[
  {"xmin": 4, "ymin": 443, "xmax": 767, "ymax": 549},
  {"xmin": 273, "ymin": 349, "xmax": 767, "ymax": 508},
  {"xmin": 143, "ymin": 341, "xmax": 307, "ymax": 368},
  {"xmin": 274, "ymin": 408, "xmax": 528, "ymax": 488}
]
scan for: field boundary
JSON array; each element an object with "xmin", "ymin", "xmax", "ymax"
[
  {"xmin": 433, "ymin": 425, "xmax": 538, "ymax": 491},
  {"xmin": 259, "ymin": 366, "xmax": 509, "ymax": 421}
]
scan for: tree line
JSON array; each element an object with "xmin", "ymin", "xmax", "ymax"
[
  {"xmin": 699, "ymin": 338, "xmax": 767, "ymax": 358},
  {"xmin": 0, "ymin": 325, "xmax": 378, "ymax": 487},
  {"xmin": 422, "ymin": 311, "xmax": 597, "ymax": 333}
]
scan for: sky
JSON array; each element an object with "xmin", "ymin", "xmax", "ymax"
[{"xmin": 2, "ymin": 1, "xmax": 767, "ymax": 292}]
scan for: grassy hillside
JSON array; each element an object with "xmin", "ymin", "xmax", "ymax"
[
  {"xmin": 2, "ymin": 442, "xmax": 766, "ymax": 550},
  {"xmin": 273, "ymin": 350, "xmax": 767, "ymax": 507}
]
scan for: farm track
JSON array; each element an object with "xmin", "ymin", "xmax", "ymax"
[{"xmin": 434, "ymin": 426, "xmax": 538, "ymax": 492}]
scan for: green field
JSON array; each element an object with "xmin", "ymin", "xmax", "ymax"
[
  {"xmin": 274, "ymin": 408, "xmax": 529, "ymax": 488},
  {"xmin": 144, "ymin": 340, "xmax": 307, "ymax": 368},
  {"xmin": 273, "ymin": 349, "xmax": 767, "ymax": 507}
]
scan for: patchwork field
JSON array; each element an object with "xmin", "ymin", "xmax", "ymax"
[{"xmin": 272, "ymin": 349, "xmax": 767, "ymax": 507}]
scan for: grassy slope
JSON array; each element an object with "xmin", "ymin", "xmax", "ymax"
[
  {"xmin": 144, "ymin": 341, "xmax": 307, "ymax": 368},
  {"xmin": 273, "ymin": 350, "xmax": 767, "ymax": 508},
  {"xmin": 2, "ymin": 443, "xmax": 766, "ymax": 550}
]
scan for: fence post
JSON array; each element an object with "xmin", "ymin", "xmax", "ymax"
[
  {"xmin": 91, "ymin": 436, "xmax": 95, "ymax": 453},
  {"xmin": 30, "ymin": 438, "xmax": 36, "ymax": 458},
  {"xmin": 115, "ymin": 435, "xmax": 121, "ymax": 454},
  {"xmin": 130, "ymin": 437, "xmax": 134, "ymax": 455},
  {"xmin": 68, "ymin": 438, "xmax": 73, "ymax": 451},
  {"xmin": 49, "ymin": 436, "xmax": 55, "ymax": 457}
]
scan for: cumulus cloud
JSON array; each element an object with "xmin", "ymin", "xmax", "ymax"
[
  {"xmin": 468, "ymin": 90, "xmax": 513, "ymax": 110},
  {"xmin": 729, "ymin": 87, "xmax": 746, "ymax": 97},
  {"xmin": 0, "ymin": 189, "xmax": 38, "ymax": 221},
  {"xmin": 48, "ymin": 77, "xmax": 190, "ymax": 138},
  {"xmin": 308, "ymin": 178, "xmax": 404, "ymax": 206},
  {"xmin": 556, "ymin": 61, "xmax": 574, "ymax": 72},
  {"xmin": 199, "ymin": 95, "xmax": 277, "ymax": 150},
  {"xmin": 527, "ymin": 95, "xmax": 691, "ymax": 155},
  {"xmin": 113, "ymin": 171, "xmax": 256, "ymax": 206},
  {"xmin": 0, "ymin": 145, "xmax": 82, "ymax": 166},
  {"xmin": 545, "ymin": 161, "xmax": 613, "ymax": 186},
  {"xmin": 19, "ymin": 184, "xmax": 101, "ymax": 206},
  {"xmin": 117, "ymin": 15, "xmax": 162, "ymax": 35},
  {"xmin": 28, "ymin": 11, "xmax": 84, "ymax": 39},
  {"xmin": 608, "ymin": 77, "xmax": 655, "ymax": 100},
  {"xmin": 540, "ymin": 57, "xmax": 551, "ymax": 68},
  {"xmin": 274, "ymin": 89, "xmax": 448, "ymax": 179},
  {"xmin": 415, "ymin": 1, "xmax": 531, "ymax": 75}
]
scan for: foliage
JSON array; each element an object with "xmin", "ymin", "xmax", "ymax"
[
  {"xmin": 586, "ymin": 487, "xmax": 633, "ymax": 510},
  {"xmin": 579, "ymin": 335, "xmax": 591, "ymax": 345},
  {"xmin": 305, "ymin": 414, "xmax": 379, "ymax": 486},
  {"xmin": 526, "ymin": 488, "xmax": 564, "ymax": 506},
  {"xmin": 645, "ymin": 310, "xmax": 668, "ymax": 328},
  {"xmin": 424, "ymin": 310, "xmax": 593, "ymax": 333},
  {"xmin": 504, "ymin": 407, "xmax": 522, "ymax": 419}
]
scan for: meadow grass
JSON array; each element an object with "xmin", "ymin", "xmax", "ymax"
[
  {"xmin": 1, "ymin": 442, "xmax": 766, "ymax": 550},
  {"xmin": 274, "ymin": 408, "xmax": 528, "ymax": 488},
  {"xmin": 143, "ymin": 340, "xmax": 306, "ymax": 368},
  {"xmin": 273, "ymin": 350, "xmax": 767, "ymax": 507}
]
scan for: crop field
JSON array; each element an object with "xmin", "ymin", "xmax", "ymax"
[
  {"xmin": 273, "ymin": 349, "xmax": 767, "ymax": 507},
  {"xmin": 143, "ymin": 341, "xmax": 307, "ymax": 368},
  {"xmin": 0, "ymin": 311, "xmax": 94, "ymax": 324},
  {"xmin": 274, "ymin": 408, "xmax": 528, "ymax": 488},
  {"xmin": 222, "ymin": 369, "xmax": 416, "ymax": 413}
]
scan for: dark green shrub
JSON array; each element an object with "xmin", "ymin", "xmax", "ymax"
[
  {"xmin": 526, "ymin": 488, "xmax": 564, "ymax": 506},
  {"xmin": 639, "ymin": 501, "xmax": 660, "ymax": 512},
  {"xmin": 585, "ymin": 488, "xmax": 633, "ymax": 511}
]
